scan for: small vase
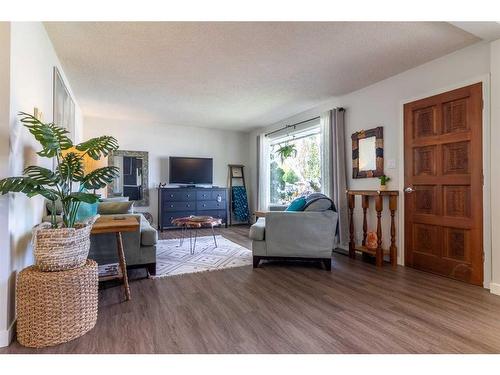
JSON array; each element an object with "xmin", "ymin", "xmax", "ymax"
[{"xmin": 379, "ymin": 184, "xmax": 388, "ymax": 191}]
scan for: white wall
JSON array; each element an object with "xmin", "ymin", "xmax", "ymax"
[
  {"xmin": 249, "ymin": 41, "xmax": 492, "ymax": 282},
  {"xmin": 489, "ymin": 39, "xmax": 500, "ymax": 295},
  {"xmin": 0, "ymin": 22, "xmax": 84, "ymax": 347},
  {"xmin": 0, "ymin": 22, "xmax": 12, "ymax": 347},
  {"xmin": 83, "ymin": 116, "xmax": 250, "ymax": 225}
]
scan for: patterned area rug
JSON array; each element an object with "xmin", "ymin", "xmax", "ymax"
[{"xmin": 152, "ymin": 235, "xmax": 252, "ymax": 278}]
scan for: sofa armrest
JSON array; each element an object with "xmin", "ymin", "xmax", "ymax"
[
  {"xmin": 264, "ymin": 211, "xmax": 338, "ymax": 258},
  {"xmin": 140, "ymin": 220, "xmax": 158, "ymax": 246}
]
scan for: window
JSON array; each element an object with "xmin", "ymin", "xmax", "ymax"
[{"xmin": 268, "ymin": 125, "xmax": 322, "ymax": 206}]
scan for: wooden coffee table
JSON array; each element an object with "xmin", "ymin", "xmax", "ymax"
[
  {"xmin": 91, "ymin": 216, "xmax": 139, "ymax": 301},
  {"xmin": 171, "ymin": 216, "xmax": 222, "ymax": 254}
]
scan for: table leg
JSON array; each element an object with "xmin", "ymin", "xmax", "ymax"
[
  {"xmin": 212, "ymin": 225, "xmax": 218, "ymax": 247},
  {"xmin": 116, "ymin": 232, "xmax": 131, "ymax": 301},
  {"xmin": 348, "ymin": 193, "xmax": 356, "ymax": 258},
  {"xmin": 189, "ymin": 229, "xmax": 193, "ymax": 254},
  {"xmin": 193, "ymin": 229, "xmax": 198, "ymax": 254},
  {"xmin": 178, "ymin": 226, "xmax": 185, "ymax": 247},
  {"xmin": 375, "ymin": 195, "xmax": 383, "ymax": 267}
]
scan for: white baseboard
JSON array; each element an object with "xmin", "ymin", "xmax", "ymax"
[
  {"xmin": 489, "ymin": 282, "xmax": 500, "ymax": 296},
  {"xmin": 0, "ymin": 320, "xmax": 15, "ymax": 348}
]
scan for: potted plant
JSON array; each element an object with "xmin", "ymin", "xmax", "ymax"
[
  {"xmin": 275, "ymin": 143, "xmax": 297, "ymax": 163},
  {"xmin": 378, "ymin": 175, "xmax": 391, "ymax": 191},
  {"xmin": 0, "ymin": 112, "xmax": 119, "ymax": 271}
]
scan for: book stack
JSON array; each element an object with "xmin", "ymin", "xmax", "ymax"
[{"xmin": 98, "ymin": 263, "xmax": 121, "ymax": 278}]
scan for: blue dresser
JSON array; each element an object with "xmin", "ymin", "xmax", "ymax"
[{"xmin": 158, "ymin": 187, "xmax": 228, "ymax": 230}]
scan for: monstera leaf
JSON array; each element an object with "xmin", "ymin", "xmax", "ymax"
[
  {"xmin": 0, "ymin": 177, "xmax": 58, "ymax": 201},
  {"xmin": 64, "ymin": 192, "xmax": 100, "ymax": 204},
  {"xmin": 58, "ymin": 152, "xmax": 84, "ymax": 182},
  {"xmin": 24, "ymin": 166, "xmax": 59, "ymax": 186},
  {"xmin": 82, "ymin": 166, "xmax": 119, "ymax": 190},
  {"xmin": 19, "ymin": 112, "xmax": 73, "ymax": 157},
  {"xmin": 76, "ymin": 136, "xmax": 119, "ymax": 160}
]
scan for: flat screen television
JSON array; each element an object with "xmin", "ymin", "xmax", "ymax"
[{"xmin": 169, "ymin": 157, "xmax": 213, "ymax": 185}]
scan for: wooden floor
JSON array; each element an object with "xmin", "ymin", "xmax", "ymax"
[{"xmin": 3, "ymin": 225, "xmax": 500, "ymax": 354}]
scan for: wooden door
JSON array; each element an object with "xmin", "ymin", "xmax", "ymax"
[{"xmin": 404, "ymin": 83, "xmax": 483, "ymax": 286}]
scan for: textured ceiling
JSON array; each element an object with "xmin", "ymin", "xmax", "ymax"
[{"xmin": 44, "ymin": 22, "xmax": 479, "ymax": 131}]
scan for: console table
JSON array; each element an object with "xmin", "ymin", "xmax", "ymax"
[
  {"xmin": 158, "ymin": 187, "xmax": 228, "ymax": 230},
  {"xmin": 346, "ymin": 190, "xmax": 399, "ymax": 267}
]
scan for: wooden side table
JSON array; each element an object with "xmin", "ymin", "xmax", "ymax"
[
  {"xmin": 254, "ymin": 211, "xmax": 268, "ymax": 218},
  {"xmin": 346, "ymin": 190, "xmax": 399, "ymax": 267},
  {"xmin": 91, "ymin": 216, "xmax": 140, "ymax": 301},
  {"xmin": 171, "ymin": 216, "xmax": 222, "ymax": 254}
]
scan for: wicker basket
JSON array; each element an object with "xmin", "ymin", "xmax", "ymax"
[
  {"xmin": 16, "ymin": 259, "xmax": 98, "ymax": 348},
  {"xmin": 33, "ymin": 215, "xmax": 99, "ymax": 272}
]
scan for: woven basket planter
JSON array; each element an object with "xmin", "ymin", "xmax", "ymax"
[
  {"xmin": 33, "ymin": 215, "xmax": 99, "ymax": 271},
  {"xmin": 16, "ymin": 259, "xmax": 98, "ymax": 348}
]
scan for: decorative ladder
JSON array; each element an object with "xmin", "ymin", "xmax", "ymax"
[{"xmin": 227, "ymin": 164, "xmax": 251, "ymax": 225}]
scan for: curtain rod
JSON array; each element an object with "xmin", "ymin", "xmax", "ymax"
[{"xmin": 265, "ymin": 116, "xmax": 320, "ymax": 138}]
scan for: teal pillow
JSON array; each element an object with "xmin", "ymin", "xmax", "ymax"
[
  {"xmin": 75, "ymin": 202, "xmax": 99, "ymax": 222},
  {"xmin": 286, "ymin": 197, "xmax": 307, "ymax": 211}
]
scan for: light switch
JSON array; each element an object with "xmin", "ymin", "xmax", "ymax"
[{"xmin": 387, "ymin": 159, "xmax": 396, "ymax": 169}]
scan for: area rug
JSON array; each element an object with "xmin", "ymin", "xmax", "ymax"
[{"xmin": 152, "ymin": 235, "xmax": 252, "ymax": 278}]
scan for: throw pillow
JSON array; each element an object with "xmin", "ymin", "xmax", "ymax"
[
  {"xmin": 304, "ymin": 197, "xmax": 333, "ymax": 212},
  {"xmin": 98, "ymin": 201, "xmax": 135, "ymax": 215},
  {"xmin": 99, "ymin": 196, "xmax": 130, "ymax": 202},
  {"xmin": 46, "ymin": 199, "xmax": 63, "ymax": 215},
  {"xmin": 285, "ymin": 197, "xmax": 307, "ymax": 211},
  {"xmin": 75, "ymin": 202, "xmax": 99, "ymax": 222}
]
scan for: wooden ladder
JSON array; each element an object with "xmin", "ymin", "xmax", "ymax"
[{"xmin": 227, "ymin": 164, "xmax": 250, "ymax": 226}]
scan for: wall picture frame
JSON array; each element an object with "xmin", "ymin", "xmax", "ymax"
[
  {"xmin": 351, "ymin": 126, "xmax": 384, "ymax": 178},
  {"xmin": 53, "ymin": 67, "xmax": 75, "ymax": 142}
]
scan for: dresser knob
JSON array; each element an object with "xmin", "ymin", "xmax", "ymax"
[
  {"xmin": 170, "ymin": 205, "xmax": 174, "ymax": 208},
  {"xmin": 170, "ymin": 194, "xmax": 174, "ymax": 197}
]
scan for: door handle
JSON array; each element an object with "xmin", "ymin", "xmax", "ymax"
[{"xmin": 404, "ymin": 187, "xmax": 414, "ymax": 193}]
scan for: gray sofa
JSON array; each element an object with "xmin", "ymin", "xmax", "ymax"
[{"xmin": 249, "ymin": 195, "xmax": 338, "ymax": 270}]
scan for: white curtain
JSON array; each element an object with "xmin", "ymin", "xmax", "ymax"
[
  {"xmin": 320, "ymin": 108, "xmax": 349, "ymax": 248},
  {"xmin": 257, "ymin": 133, "xmax": 270, "ymax": 211}
]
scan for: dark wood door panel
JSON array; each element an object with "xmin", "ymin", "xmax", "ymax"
[{"xmin": 404, "ymin": 82, "xmax": 483, "ymax": 286}]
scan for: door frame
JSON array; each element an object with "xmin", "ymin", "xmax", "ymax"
[{"xmin": 397, "ymin": 75, "xmax": 491, "ymax": 288}]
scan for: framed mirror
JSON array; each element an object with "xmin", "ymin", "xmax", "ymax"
[
  {"xmin": 351, "ymin": 126, "xmax": 383, "ymax": 178},
  {"xmin": 108, "ymin": 150, "xmax": 149, "ymax": 206}
]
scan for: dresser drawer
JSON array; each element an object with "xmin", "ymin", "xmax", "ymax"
[
  {"xmin": 196, "ymin": 190, "xmax": 212, "ymax": 200},
  {"xmin": 197, "ymin": 200, "xmax": 226, "ymax": 211},
  {"xmin": 164, "ymin": 201, "xmax": 196, "ymax": 211},
  {"xmin": 211, "ymin": 190, "xmax": 226, "ymax": 201},
  {"xmin": 162, "ymin": 189, "xmax": 196, "ymax": 202}
]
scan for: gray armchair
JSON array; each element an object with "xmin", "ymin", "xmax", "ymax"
[{"xmin": 249, "ymin": 210, "xmax": 338, "ymax": 270}]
